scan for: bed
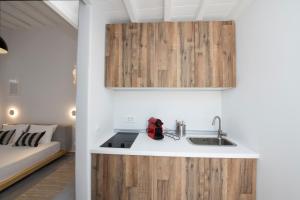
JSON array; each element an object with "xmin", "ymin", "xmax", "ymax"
[{"xmin": 0, "ymin": 125, "xmax": 72, "ymax": 191}]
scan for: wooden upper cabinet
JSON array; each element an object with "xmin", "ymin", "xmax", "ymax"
[
  {"xmin": 105, "ymin": 23, "xmax": 156, "ymax": 87},
  {"xmin": 194, "ymin": 21, "xmax": 236, "ymax": 87},
  {"xmin": 105, "ymin": 21, "xmax": 236, "ymax": 88}
]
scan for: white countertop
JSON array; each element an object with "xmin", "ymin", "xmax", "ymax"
[{"xmin": 90, "ymin": 131, "xmax": 259, "ymax": 159}]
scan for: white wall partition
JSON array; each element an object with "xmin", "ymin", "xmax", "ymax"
[
  {"xmin": 75, "ymin": 1, "xmax": 91, "ymax": 200},
  {"xmin": 88, "ymin": 3, "xmax": 113, "ymax": 148},
  {"xmin": 76, "ymin": 1, "xmax": 114, "ymax": 199},
  {"xmin": 222, "ymin": 0, "xmax": 300, "ymax": 199}
]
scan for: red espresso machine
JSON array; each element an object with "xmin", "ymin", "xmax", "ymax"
[{"xmin": 147, "ymin": 117, "xmax": 164, "ymax": 140}]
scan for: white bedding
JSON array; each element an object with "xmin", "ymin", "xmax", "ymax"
[{"xmin": 0, "ymin": 142, "xmax": 60, "ymax": 182}]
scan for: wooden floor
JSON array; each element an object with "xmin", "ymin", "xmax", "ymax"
[{"xmin": 0, "ymin": 153, "xmax": 75, "ymax": 200}]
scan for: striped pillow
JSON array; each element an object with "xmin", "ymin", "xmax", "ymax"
[
  {"xmin": 0, "ymin": 130, "xmax": 16, "ymax": 145},
  {"xmin": 15, "ymin": 131, "xmax": 46, "ymax": 147}
]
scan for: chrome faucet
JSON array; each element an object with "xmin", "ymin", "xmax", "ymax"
[{"xmin": 212, "ymin": 116, "xmax": 227, "ymax": 139}]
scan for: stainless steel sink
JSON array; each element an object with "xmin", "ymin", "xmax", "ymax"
[{"xmin": 187, "ymin": 137, "xmax": 236, "ymax": 146}]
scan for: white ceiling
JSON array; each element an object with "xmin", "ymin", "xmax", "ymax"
[
  {"xmin": 0, "ymin": 0, "xmax": 254, "ymax": 31},
  {"xmin": 97, "ymin": 0, "xmax": 254, "ymax": 23},
  {"xmin": 0, "ymin": 1, "xmax": 76, "ymax": 31},
  {"xmin": 44, "ymin": 0, "xmax": 79, "ymax": 28}
]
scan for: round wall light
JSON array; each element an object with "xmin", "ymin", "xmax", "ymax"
[
  {"xmin": 70, "ymin": 108, "xmax": 76, "ymax": 119},
  {"xmin": 8, "ymin": 107, "xmax": 18, "ymax": 118}
]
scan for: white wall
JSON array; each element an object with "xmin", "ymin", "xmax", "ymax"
[
  {"xmin": 113, "ymin": 91, "xmax": 222, "ymax": 131},
  {"xmin": 0, "ymin": 28, "xmax": 77, "ymax": 125},
  {"xmin": 76, "ymin": 1, "xmax": 114, "ymax": 199},
  {"xmin": 75, "ymin": 2, "xmax": 91, "ymax": 199},
  {"xmin": 88, "ymin": 3, "xmax": 113, "ymax": 147},
  {"xmin": 222, "ymin": 0, "xmax": 300, "ymax": 199}
]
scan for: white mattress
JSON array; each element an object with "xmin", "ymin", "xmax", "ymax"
[{"xmin": 0, "ymin": 142, "xmax": 60, "ymax": 182}]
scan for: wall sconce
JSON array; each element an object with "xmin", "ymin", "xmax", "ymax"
[
  {"xmin": 8, "ymin": 107, "xmax": 18, "ymax": 118},
  {"xmin": 70, "ymin": 108, "xmax": 76, "ymax": 119}
]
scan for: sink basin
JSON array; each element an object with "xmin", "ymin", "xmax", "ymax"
[{"xmin": 187, "ymin": 137, "xmax": 236, "ymax": 146}]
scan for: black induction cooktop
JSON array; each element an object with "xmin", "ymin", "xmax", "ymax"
[{"xmin": 100, "ymin": 132, "xmax": 138, "ymax": 148}]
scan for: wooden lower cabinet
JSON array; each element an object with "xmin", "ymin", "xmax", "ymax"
[{"xmin": 92, "ymin": 154, "xmax": 256, "ymax": 200}]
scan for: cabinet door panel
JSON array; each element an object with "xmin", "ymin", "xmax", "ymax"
[
  {"xmin": 105, "ymin": 24, "xmax": 123, "ymax": 87},
  {"xmin": 139, "ymin": 23, "xmax": 156, "ymax": 87},
  {"xmin": 155, "ymin": 22, "xmax": 180, "ymax": 87},
  {"xmin": 122, "ymin": 24, "xmax": 139, "ymax": 87},
  {"xmin": 105, "ymin": 23, "xmax": 156, "ymax": 87},
  {"xmin": 194, "ymin": 21, "xmax": 236, "ymax": 87},
  {"xmin": 178, "ymin": 22, "xmax": 195, "ymax": 87},
  {"xmin": 123, "ymin": 23, "xmax": 156, "ymax": 87},
  {"xmin": 194, "ymin": 21, "xmax": 211, "ymax": 87},
  {"xmin": 219, "ymin": 22, "xmax": 236, "ymax": 87}
]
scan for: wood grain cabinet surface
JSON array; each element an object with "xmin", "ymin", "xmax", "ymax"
[
  {"xmin": 92, "ymin": 154, "xmax": 256, "ymax": 200},
  {"xmin": 105, "ymin": 21, "xmax": 236, "ymax": 88}
]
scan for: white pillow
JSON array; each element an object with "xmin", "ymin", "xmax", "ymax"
[
  {"xmin": 28, "ymin": 124, "xmax": 58, "ymax": 144},
  {"xmin": 2, "ymin": 124, "xmax": 29, "ymax": 143}
]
